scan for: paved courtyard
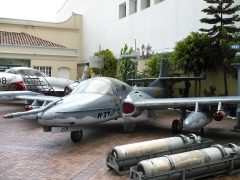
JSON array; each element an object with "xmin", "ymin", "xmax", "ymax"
[{"xmin": 0, "ymin": 102, "xmax": 240, "ymax": 179}]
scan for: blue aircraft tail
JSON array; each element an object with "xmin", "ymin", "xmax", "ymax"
[{"xmin": 149, "ymin": 59, "xmax": 168, "ymax": 88}]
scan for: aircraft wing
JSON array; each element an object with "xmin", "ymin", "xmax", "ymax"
[
  {"xmin": 0, "ymin": 91, "xmax": 60, "ymax": 102},
  {"xmin": 123, "ymin": 93, "xmax": 240, "ymax": 116},
  {"xmin": 127, "ymin": 76, "xmax": 206, "ymax": 83}
]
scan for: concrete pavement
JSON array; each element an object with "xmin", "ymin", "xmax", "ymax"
[{"xmin": 0, "ymin": 103, "xmax": 240, "ymax": 179}]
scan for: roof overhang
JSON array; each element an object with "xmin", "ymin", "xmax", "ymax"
[{"xmin": 0, "ymin": 44, "xmax": 79, "ymax": 60}]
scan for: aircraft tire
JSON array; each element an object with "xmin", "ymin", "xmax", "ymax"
[
  {"xmin": 106, "ymin": 164, "xmax": 113, "ymax": 170},
  {"xmin": 71, "ymin": 130, "xmax": 83, "ymax": 142},
  {"xmin": 172, "ymin": 119, "xmax": 182, "ymax": 134},
  {"xmin": 200, "ymin": 128, "xmax": 204, "ymax": 136}
]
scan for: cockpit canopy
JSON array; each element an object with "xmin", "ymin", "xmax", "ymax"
[
  {"xmin": 72, "ymin": 79, "xmax": 113, "ymax": 95},
  {"xmin": 6, "ymin": 67, "xmax": 46, "ymax": 77},
  {"xmin": 71, "ymin": 77, "xmax": 131, "ymax": 95}
]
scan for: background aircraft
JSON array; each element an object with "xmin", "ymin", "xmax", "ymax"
[
  {"xmin": 0, "ymin": 65, "xmax": 89, "ymax": 96},
  {"xmin": 4, "ymin": 67, "xmax": 74, "ymax": 96}
]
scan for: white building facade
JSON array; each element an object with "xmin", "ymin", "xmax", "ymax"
[{"xmin": 57, "ymin": 0, "xmax": 240, "ymax": 61}]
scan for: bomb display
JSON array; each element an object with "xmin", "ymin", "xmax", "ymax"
[
  {"xmin": 106, "ymin": 134, "xmax": 213, "ymax": 175},
  {"xmin": 130, "ymin": 144, "xmax": 240, "ymax": 180}
]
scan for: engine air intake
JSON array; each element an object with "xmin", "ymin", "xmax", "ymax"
[
  {"xmin": 123, "ymin": 102, "xmax": 135, "ymax": 114},
  {"xmin": 213, "ymin": 111, "xmax": 224, "ymax": 121}
]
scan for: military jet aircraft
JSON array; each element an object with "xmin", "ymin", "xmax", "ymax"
[
  {"xmin": 0, "ymin": 65, "xmax": 89, "ymax": 96},
  {"xmin": 2, "ymin": 75, "xmax": 168, "ymax": 142},
  {"xmin": 2, "ymin": 60, "xmax": 239, "ymax": 142},
  {"xmin": 4, "ymin": 67, "xmax": 74, "ymax": 95},
  {"xmin": 1, "ymin": 60, "xmax": 171, "ymax": 142}
]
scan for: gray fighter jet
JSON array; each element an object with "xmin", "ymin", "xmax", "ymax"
[
  {"xmin": 2, "ymin": 60, "xmax": 240, "ymax": 142},
  {"xmin": 1, "ymin": 60, "xmax": 171, "ymax": 142},
  {"xmin": 2, "ymin": 75, "xmax": 168, "ymax": 142}
]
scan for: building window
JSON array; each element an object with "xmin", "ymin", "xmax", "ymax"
[
  {"xmin": 129, "ymin": 0, "xmax": 137, "ymax": 15},
  {"xmin": 141, "ymin": 0, "xmax": 151, "ymax": 10},
  {"xmin": 119, "ymin": 2, "xmax": 127, "ymax": 19},
  {"xmin": 34, "ymin": 66, "xmax": 52, "ymax": 77},
  {"xmin": 155, "ymin": 0, "xmax": 164, "ymax": 4}
]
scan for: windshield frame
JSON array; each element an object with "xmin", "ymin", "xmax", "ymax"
[{"xmin": 71, "ymin": 79, "xmax": 114, "ymax": 95}]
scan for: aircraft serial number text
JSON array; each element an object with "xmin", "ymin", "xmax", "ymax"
[
  {"xmin": 0, "ymin": 77, "xmax": 7, "ymax": 84},
  {"xmin": 98, "ymin": 112, "xmax": 110, "ymax": 119}
]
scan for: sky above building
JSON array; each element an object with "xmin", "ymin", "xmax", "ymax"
[{"xmin": 0, "ymin": 0, "xmax": 66, "ymax": 22}]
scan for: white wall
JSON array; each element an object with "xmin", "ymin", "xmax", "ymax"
[{"xmin": 57, "ymin": 0, "xmax": 240, "ymax": 61}]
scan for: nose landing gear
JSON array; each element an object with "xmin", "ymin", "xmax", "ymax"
[{"xmin": 71, "ymin": 130, "xmax": 83, "ymax": 142}]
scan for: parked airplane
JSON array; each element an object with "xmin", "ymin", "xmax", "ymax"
[
  {"xmin": 2, "ymin": 75, "xmax": 168, "ymax": 142},
  {"xmin": 2, "ymin": 60, "xmax": 239, "ymax": 142},
  {"xmin": 0, "ymin": 65, "xmax": 89, "ymax": 96}
]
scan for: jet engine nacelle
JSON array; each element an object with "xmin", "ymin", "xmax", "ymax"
[
  {"xmin": 123, "ymin": 91, "xmax": 153, "ymax": 117},
  {"xmin": 212, "ymin": 110, "xmax": 225, "ymax": 121},
  {"xmin": 123, "ymin": 102, "xmax": 142, "ymax": 117}
]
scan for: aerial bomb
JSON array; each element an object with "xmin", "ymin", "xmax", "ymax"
[
  {"xmin": 112, "ymin": 134, "xmax": 201, "ymax": 160},
  {"xmin": 136, "ymin": 144, "xmax": 240, "ymax": 176},
  {"xmin": 107, "ymin": 134, "xmax": 213, "ymax": 175}
]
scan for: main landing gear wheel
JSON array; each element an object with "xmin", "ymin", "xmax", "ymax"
[
  {"xmin": 172, "ymin": 119, "xmax": 182, "ymax": 134},
  {"xmin": 106, "ymin": 164, "xmax": 113, "ymax": 170},
  {"xmin": 71, "ymin": 130, "xmax": 83, "ymax": 143}
]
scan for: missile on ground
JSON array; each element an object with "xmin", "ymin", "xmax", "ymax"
[
  {"xmin": 112, "ymin": 134, "xmax": 201, "ymax": 160},
  {"xmin": 134, "ymin": 143, "xmax": 240, "ymax": 179},
  {"xmin": 107, "ymin": 134, "xmax": 213, "ymax": 175}
]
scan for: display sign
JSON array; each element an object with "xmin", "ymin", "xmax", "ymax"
[
  {"xmin": 230, "ymin": 45, "xmax": 240, "ymax": 49},
  {"xmin": 89, "ymin": 56, "xmax": 103, "ymax": 69}
]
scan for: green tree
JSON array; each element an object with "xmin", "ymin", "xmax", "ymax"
[
  {"xmin": 200, "ymin": 0, "xmax": 240, "ymax": 40},
  {"xmin": 140, "ymin": 44, "xmax": 153, "ymax": 59},
  {"xmin": 118, "ymin": 44, "xmax": 136, "ymax": 81},
  {"xmin": 93, "ymin": 49, "xmax": 117, "ymax": 77},
  {"xmin": 144, "ymin": 52, "xmax": 172, "ymax": 77},
  {"xmin": 171, "ymin": 32, "xmax": 216, "ymax": 76},
  {"xmin": 200, "ymin": 0, "xmax": 240, "ymax": 95}
]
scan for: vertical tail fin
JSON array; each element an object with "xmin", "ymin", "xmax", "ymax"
[
  {"xmin": 159, "ymin": 58, "xmax": 168, "ymax": 78},
  {"xmin": 149, "ymin": 59, "xmax": 168, "ymax": 88}
]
